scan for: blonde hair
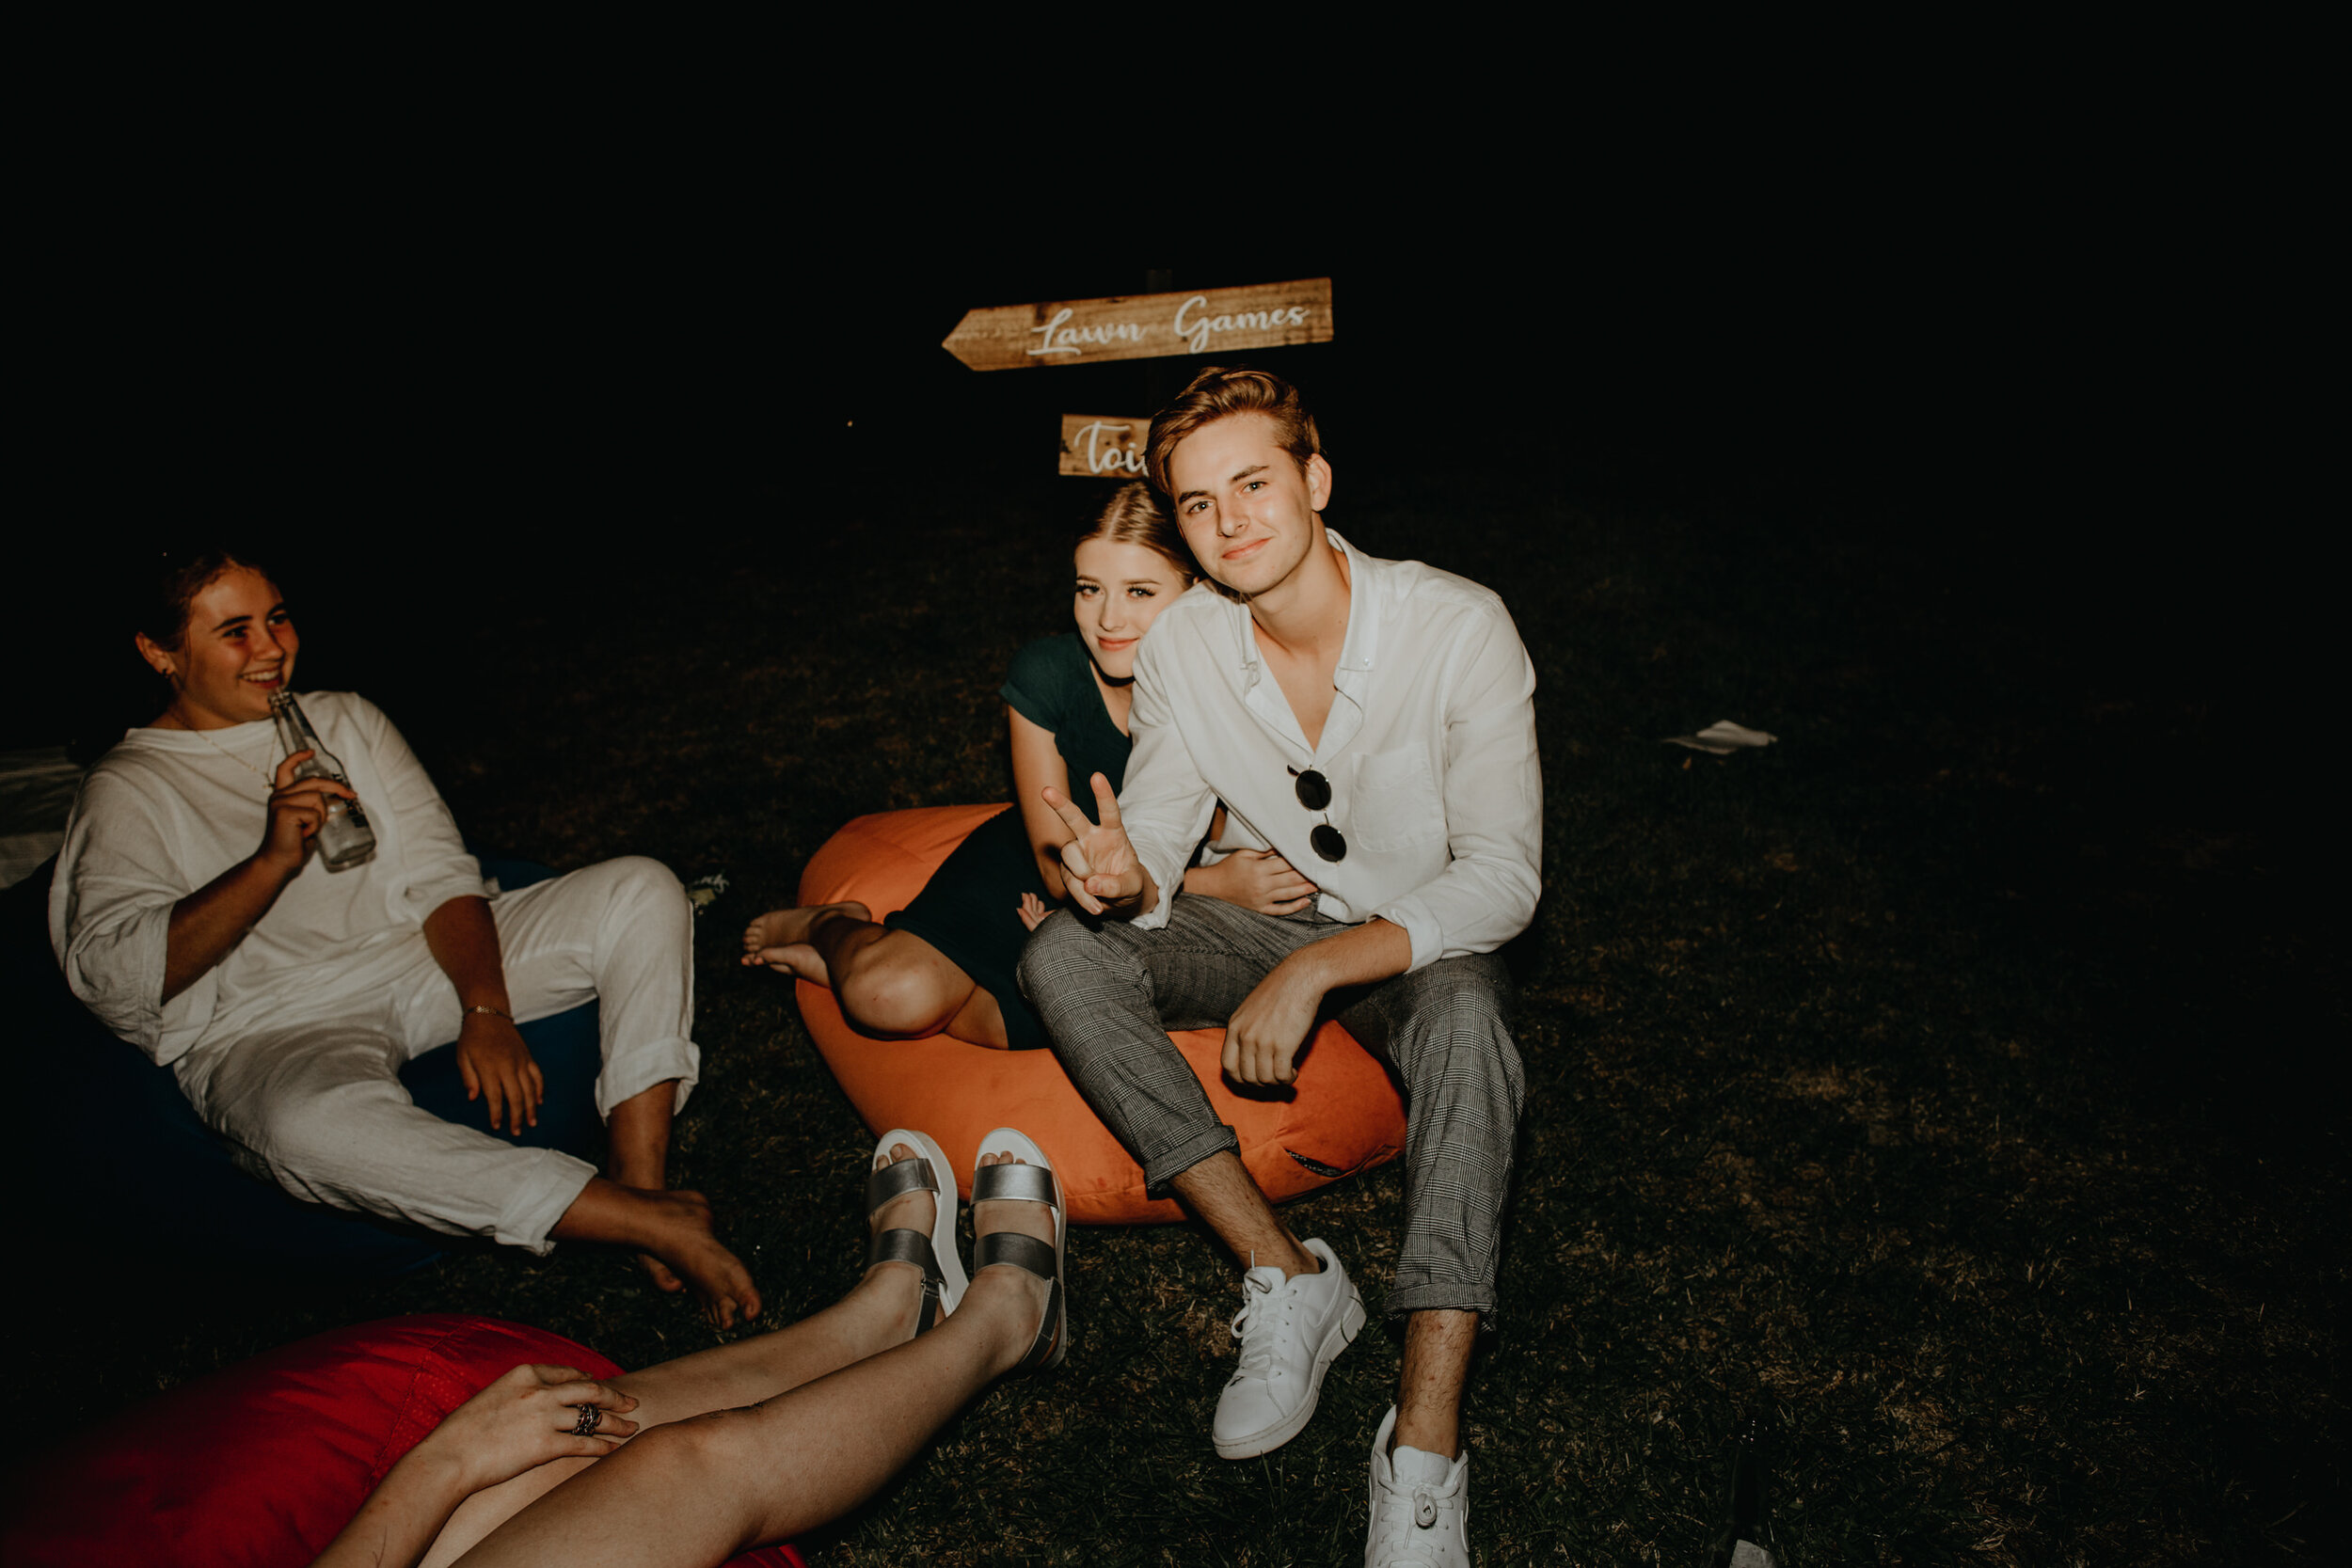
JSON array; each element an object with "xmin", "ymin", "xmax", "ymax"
[
  {"xmin": 1145, "ymin": 366, "xmax": 1321, "ymax": 496},
  {"xmin": 1078, "ymin": 481, "xmax": 1196, "ymax": 582}
]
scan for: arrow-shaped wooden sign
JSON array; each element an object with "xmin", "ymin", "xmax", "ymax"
[
  {"xmin": 944, "ymin": 278, "xmax": 1333, "ymax": 372},
  {"xmin": 1059, "ymin": 415, "xmax": 1150, "ymax": 477}
]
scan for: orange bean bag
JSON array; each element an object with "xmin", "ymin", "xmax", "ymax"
[{"xmin": 794, "ymin": 805, "xmax": 1407, "ymax": 1225}]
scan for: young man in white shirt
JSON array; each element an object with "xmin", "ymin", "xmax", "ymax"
[{"xmin": 1019, "ymin": 367, "xmax": 1539, "ymax": 1566}]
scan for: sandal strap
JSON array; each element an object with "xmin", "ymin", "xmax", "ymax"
[
  {"xmin": 974, "ymin": 1232, "xmax": 1064, "ymax": 1370},
  {"xmin": 867, "ymin": 1227, "xmax": 948, "ymax": 1336},
  {"xmin": 1018, "ymin": 1279, "xmax": 1065, "ymax": 1370},
  {"xmin": 971, "ymin": 1162, "xmax": 1059, "ymax": 1210},
  {"xmin": 865, "ymin": 1156, "xmax": 939, "ymax": 1214},
  {"xmin": 867, "ymin": 1227, "xmax": 943, "ymax": 1278},
  {"xmin": 973, "ymin": 1229, "xmax": 1057, "ymax": 1279}
]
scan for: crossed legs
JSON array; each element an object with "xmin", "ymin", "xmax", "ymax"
[{"xmin": 423, "ymin": 1143, "xmax": 1056, "ymax": 1568}]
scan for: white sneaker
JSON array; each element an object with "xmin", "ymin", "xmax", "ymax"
[
  {"xmin": 1365, "ymin": 1405, "xmax": 1470, "ymax": 1567},
  {"xmin": 1211, "ymin": 1237, "xmax": 1365, "ymax": 1459}
]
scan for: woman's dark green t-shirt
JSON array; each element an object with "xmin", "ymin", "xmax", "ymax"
[{"xmin": 882, "ymin": 633, "xmax": 1129, "ymax": 1047}]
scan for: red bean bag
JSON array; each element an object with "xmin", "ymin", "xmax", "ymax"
[
  {"xmin": 0, "ymin": 1313, "xmax": 802, "ymax": 1568},
  {"xmin": 796, "ymin": 805, "xmax": 1408, "ymax": 1225}
]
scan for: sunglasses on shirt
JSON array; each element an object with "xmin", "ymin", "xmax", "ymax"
[{"xmin": 1287, "ymin": 767, "xmax": 1347, "ymax": 863}]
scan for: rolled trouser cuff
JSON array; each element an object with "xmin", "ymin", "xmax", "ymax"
[
  {"xmin": 493, "ymin": 1148, "xmax": 600, "ymax": 1254},
  {"xmin": 1380, "ymin": 1278, "xmax": 1498, "ymax": 1321},
  {"xmin": 1140, "ymin": 1121, "xmax": 1244, "ymax": 1196},
  {"xmin": 596, "ymin": 1034, "xmax": 700, "ymax": 1118}
]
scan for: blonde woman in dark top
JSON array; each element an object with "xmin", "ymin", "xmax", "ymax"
[{"xmin": 741, "ymin": 483, "xmax": 1318, "ymax": 1048}]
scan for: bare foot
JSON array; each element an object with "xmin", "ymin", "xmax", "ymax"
[
  {"xmin": 863, "ymin": 1142, "xmax": 942, "ymax": 1343},
  {"xmin": 606, "ymin": 1086, "xmax": 683, "ymax": 1296},
  {"xmin": 739, "ymin": 901, "xmax": 871, "ymax": 982},
  {"xmin": 971, "ymin": 1149, "xmax": 1058, "ymax": 1371},
  {"xmin": 631, "ymin": 1188, "xmax": 763, "ymax": 1329}
]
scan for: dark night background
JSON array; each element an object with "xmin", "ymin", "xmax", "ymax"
[
  {"xmin": 9, "ymin": 91, "xmax": 2341, "ymax": 1559},
  {"xmin": 24, "ymin": 134, "xmax": 2327, "ymax": 948}
]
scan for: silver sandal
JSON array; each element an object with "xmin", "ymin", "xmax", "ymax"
[
  {"xmin": 972, "ymin": 1127, "xmax": 1066, "ymax": 1371},
  {"xmin": 865, "ymin": 1129, "xmax": 967, "ymax": 1335}
]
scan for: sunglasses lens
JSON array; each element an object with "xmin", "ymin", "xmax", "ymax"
[
  {"xmin": 1311, "ymin": 824, "xmax": 1347, "ymax": 863},
  {"xmin": 1294, "ymin": 769, "xmax": 1333, "ymax": 811}
]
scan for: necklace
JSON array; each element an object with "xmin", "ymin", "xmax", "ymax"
[{"xmin": 179, "ymin": 707, "xmax": 278, "ymax": 794}]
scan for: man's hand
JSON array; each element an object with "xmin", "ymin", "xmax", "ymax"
[
  {"xmin": 1042, "ymin": 773, "xmax": 1155, "ymax": 917},
  {"xmin": 257, "ymin": 750, "xmax": 355, "ymax": 876},
  {"xmin": 457, "ymin": 1008, "xmax": 544, "ymax": 1135},
  {"xmin": 1222, "ymin": 956, "xmax": 1327, "ymax": 1087}
]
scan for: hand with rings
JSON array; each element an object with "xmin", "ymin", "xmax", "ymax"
[{"xmin": 416, "ymin": 1362, "xmax": 642, "ymax": 1496}]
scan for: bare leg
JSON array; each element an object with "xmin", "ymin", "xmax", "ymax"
[
  {"xmin": 451, "ymin": 1149, "xmax": 1057, "ymax": 1568},
  {"xmin": 549, "ymin": 1180, "xmax": 759, "ymax": 1329},
  {"xmin": 742, "ymin": 904, "xmax": 1009, "ymax": 1048},
  {"xmin": 425, "ymin": 1142, "xmax": 952, "ymax": 1567},
  {"xmin": 1392, "ymin": 1309, "xmax": 1477, "ymax": 1458},
  {"xmin": 604, "ymin": 1080, "xmax": 689, "ymax": 1294},
  {"xmin": 1169, "ymin": 1149, "xmax": 1319, "ymax": 1279}
]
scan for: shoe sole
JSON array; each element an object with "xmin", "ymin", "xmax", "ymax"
[{"xmin": 1213, "ymin": 1283, "xmax": 1367, "ymax": 1459}]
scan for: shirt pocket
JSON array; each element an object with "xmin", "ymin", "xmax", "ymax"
[{"xmin": 1346, "ymin": 746, "xmax": 1444, "ymax": 853}]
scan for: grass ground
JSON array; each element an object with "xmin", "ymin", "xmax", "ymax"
[{"xmin": 20, "ymin": 463, "xmax": 2343, "ymax": 1564}]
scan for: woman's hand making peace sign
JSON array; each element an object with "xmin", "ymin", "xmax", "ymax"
[{"xmin": 1040, "ymin": 773, "xmax": 1157, "ymax": 918}]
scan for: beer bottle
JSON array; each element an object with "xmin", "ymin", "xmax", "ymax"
[{"xmin": 268, "ymin": 691, "xmax": 377, "ymax": 871}]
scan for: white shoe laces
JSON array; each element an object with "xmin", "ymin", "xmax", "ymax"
[
  {"xmin": 1228, "ymin": 1271, "xmax": 1296, "ymax": 1383},
  {"xmin": 1371, "ymin": 1464, "xmax": 1462, "ymax": 1566}
]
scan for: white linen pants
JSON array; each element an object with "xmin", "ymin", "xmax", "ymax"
[{"xmin": 171, "ymin": 856, "xmax": 699, "ymax": 1253}]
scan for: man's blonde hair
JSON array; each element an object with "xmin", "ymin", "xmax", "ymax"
[{"xmin": 1145, "ymin": 366, "xmax": 1322, "ymax": 496}]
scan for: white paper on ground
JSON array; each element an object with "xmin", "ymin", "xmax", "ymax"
[{"xmin": 1663, "ymin": 721, "xmax": 1778, "ymax": 755}]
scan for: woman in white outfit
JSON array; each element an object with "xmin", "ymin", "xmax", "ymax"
[{"xmin": 48, "ymin": 549, "xmax": 757, "ymax": 1323}]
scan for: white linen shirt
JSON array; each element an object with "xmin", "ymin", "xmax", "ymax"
[
  {"xmin": 49, "ymin": 691, "xmax": 489, "ymax": 1065},
  {"xmin": 1121, "ymin": 531, "xmax": 1542, "ymax": 972}
]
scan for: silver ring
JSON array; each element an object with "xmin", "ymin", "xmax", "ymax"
[{"xmin": 570, "ymin": 1404, "xmax": 601, "ymax": 1435}]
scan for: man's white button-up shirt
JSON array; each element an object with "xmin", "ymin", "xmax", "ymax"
[{"xmin": 1120, "ymin": 530, "xmax": 1543, "ymax": 972}]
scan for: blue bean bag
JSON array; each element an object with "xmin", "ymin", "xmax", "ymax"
[{"xmin": 8, "ymin": 854, "xmax": 603, "ymax": 1276}]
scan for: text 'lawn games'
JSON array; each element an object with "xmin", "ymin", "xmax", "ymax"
[{"xmin": 943, "ymin": 278, "xmax": 1333, "ymax": 372}]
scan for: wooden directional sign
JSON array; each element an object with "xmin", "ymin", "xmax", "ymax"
[
  {"xmin": 944, "ymin": 278, "xmax": 1334, "ymax": 372},
  {"xmin": 1059, "ymin": 415, "xmax": 1151, "ymax": 478}
]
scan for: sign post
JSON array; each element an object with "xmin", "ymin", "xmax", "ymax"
[
  {"xmin": 945, "ymin": 278, "xmax": 1334, "ymax": 372},
  {"xmin": 1058, "ymin": 416, "xmax": 1151, "ymax": 478}
]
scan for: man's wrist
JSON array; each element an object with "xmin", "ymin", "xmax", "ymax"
[{"xmin": 1273, "ymin": 945, "xmax": 1336, "ymax": 1002}]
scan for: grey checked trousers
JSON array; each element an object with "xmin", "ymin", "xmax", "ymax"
[{"xmin": 1018, "ymin": 894, "xmax": 1524, "ymax": 1316}]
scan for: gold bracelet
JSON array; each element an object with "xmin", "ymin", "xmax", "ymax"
[{"xmin": 465, "ymin": 1004, "xmax": 512, "ymax": 1021}]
